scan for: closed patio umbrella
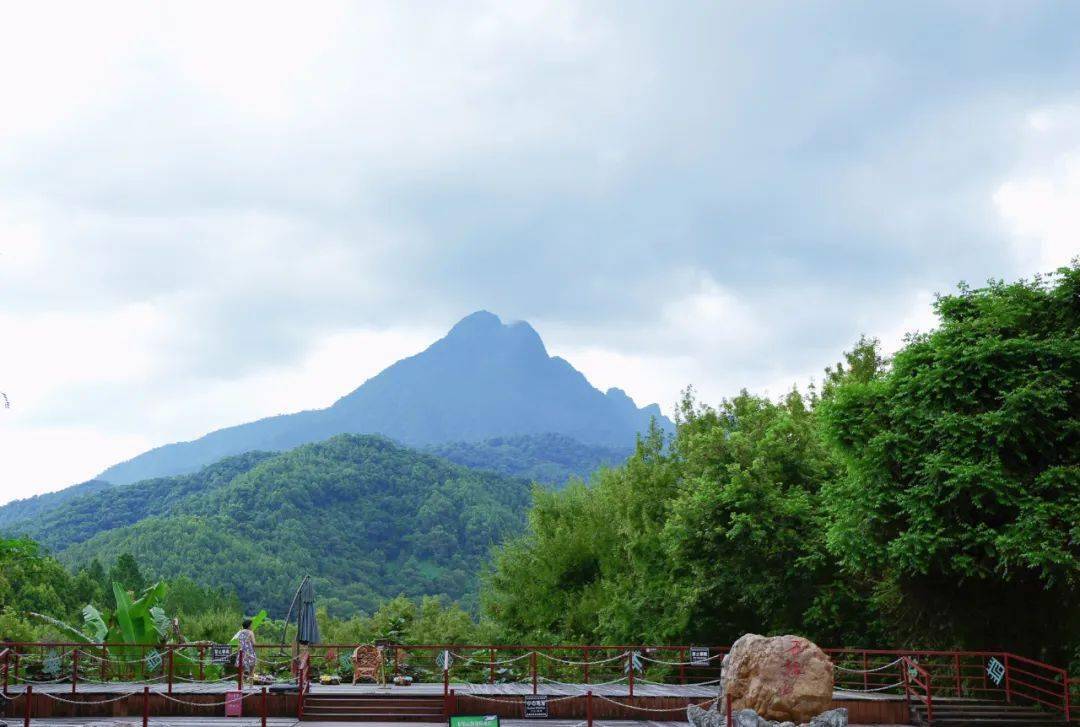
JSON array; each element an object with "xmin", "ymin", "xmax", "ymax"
[{"xmin": 296, "ymin": 577, "xmax": 320, "ymax": 645}]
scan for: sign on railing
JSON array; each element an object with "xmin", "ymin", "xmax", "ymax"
[
  {"xmin": 690, "ymin": 647, "xmax": 710, "ymax": 665},
  {"xmin": 986, "ymin": 657, "xmax": 1005, "ymax": 686},
  {"xmin": 524, "ymin": 695, "xmax": 549, "ymax": 718}
]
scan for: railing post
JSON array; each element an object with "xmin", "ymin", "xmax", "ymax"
[
  {"xmin": 142, "ymin": 685, "xmax": 150, "ymax": 727},
  {"xmin": 451, "ymin": 687, "xmax": 457, "ymax": 716},
  {"xmin": 198, "ymin": 645, "xmax": 205, "ymax": 681},
  {"xmin": 168, "ymin": 646, "xmax": 174, "ymax": 695},
  {"xmin": 587, "ymin": 690, "xmax": 593, "ymax": 727},
  {"xmin": 490, "ymin": 648, "xmax": 495, "ymax": 685},
  {"xmin": 583, "ymin": 647, "xmax": 590, "ymax": 685},
  {"xmin": 71, "ymin": 649, "xmax": 79, "ymax": 694},
  {"xmin": 953, "ymin": 654, "xmax": 961, "ymax": 697},
  {"xmin": 926, "ymin": 674, "xmax": 934, "ymax": 725},
  {"xmin": 531, "ymin": 651, "xmax": 537, "ymax": 695},
  {"xmin": 23, "ymin": 683, "xmax": 32, "ymax": 727},
  {"xmin": 901, "ymin": 656, "xmax": 911, "ymax": 702},
  {"xmin": 3, "ymin": 649, "xmax": 8, "ymax": 696},
  {"xmin": 443, "ymin": 665, "xmax": 449, "ymax": 697},
  {"xmin": 862, "ymin": 653, "xmax": 869, "ymax": 692},
  {"xmin": 1063, "ymin": 674, "xmax": 1070, "ymax": 722},
  {"xmin": 238, "ymin": 649, "xmax": 244, "ymax": 691},
  {"xmin": 261, "ymin": 686, "xmax": 268, "ymax": 727},
  {"xmin": 725, "ymin": 692, "xmax": 733, "ymax": 727},
  {"xmin": 101, "ymin": 646, "xmax": 108, "ymax": 682},
  {"xmin": 297, "ymin": 657, "xmax": 307, "ymax": 720},
  {"xmin": 1004, "ymin": 654, "xmax": 1012, "ymax": 703},
  {"xmin": 627, "ymin": 652, "xmax": 634, "ymax": 697},
  {"xmin": 680, "ymin": 648, "xmax": 686, "ymax": 685}
]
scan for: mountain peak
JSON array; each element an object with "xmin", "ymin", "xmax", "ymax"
[
  {"xmin": 94, "ymin": 311, "xmax": 673, "ymax": 484},
  {"xmin": 443, "ymin": 311, "xmax": 547, "ymax": 356},
  {"xmin": 447, "ymin": 310, "xmax": 503, "ymax": 336}
]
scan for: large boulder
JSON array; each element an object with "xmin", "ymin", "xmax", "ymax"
[{"xmin": 721, "ymin": 634, "xmax": 834, "ymax": 723}]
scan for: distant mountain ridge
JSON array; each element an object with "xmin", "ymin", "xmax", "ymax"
[
  {"xmin": 7, "ymin": 435, "xmax": 533, "ymax": 613},
  {"xmin": 97, "ymin": 311, "xmax": 670, "ymax": 485}
]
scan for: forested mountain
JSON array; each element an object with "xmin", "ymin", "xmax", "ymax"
[
  {"xmin": 6, "ymin": 452, "xmax": 275, "ymax": 551},
  {"xmin": 427, "ymin": 433, "xmax": 631, "ymax": 484},
  {"xmin": 97, "ymin": 311, "xmax": 669, "ymax": 485},
  {"xmin": 0, "ymin": 478, "xmax": 113, "ymax": 529},
  {"xmin": 8, "ymin": 435, "xmax": 531, "ymax": 615}
]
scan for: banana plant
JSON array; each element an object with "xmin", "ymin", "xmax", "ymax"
[
  {"xmin": 29, "ymin": 581, "xmax": 170, "ymax": 680},
  {"xmin": 75, "ymin": 582, "xmax": 169, "ymax": 678}
]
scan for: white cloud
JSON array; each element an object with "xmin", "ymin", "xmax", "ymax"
[{"xmin": 991, "ymin": 104, "xmax": 1080, "ymax": 275}]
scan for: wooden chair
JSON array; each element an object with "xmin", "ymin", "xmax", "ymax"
[{"xmin": 352, "ymin": 644, "xmax": 386, "ymax": 686}]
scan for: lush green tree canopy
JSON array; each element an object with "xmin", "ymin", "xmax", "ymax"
[{"xmin": 820, "ymin": 265, "xmax": 1079, "ymax": 660}]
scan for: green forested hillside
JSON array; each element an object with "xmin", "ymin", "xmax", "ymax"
[
  {"xmin": 427, "ymin": 433, "xmax": 631, "ymax": 485},
  {"xmin": 7, "ymin": 452, "xmax": 275, "ymax": 551},
  {"xmin": 37, "ymin": 435, "xmax": 531, "ymax": 615},
  {"xmin": 0, "ymin": 479, "xmax": 113, "ymax": 529}
]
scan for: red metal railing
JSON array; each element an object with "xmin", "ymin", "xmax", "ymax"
[
  {"xmin": 1003, "ymin": 652, "xmax": 1072, "ymax": 721},
  {"xmin": 902, "ymin": 655, "xmax": 934, "ymax": 724},
  {"xmin": 1, "ymin": 641, "xmax": 1074, "ymax": 722}
]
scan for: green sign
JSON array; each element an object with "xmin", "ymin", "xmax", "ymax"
[{"xmin": 450, "ymin": 716, "xmax": 500, "ymax": 727}]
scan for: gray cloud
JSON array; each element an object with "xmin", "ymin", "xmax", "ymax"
[{"xmin": 2, "ymin": 1, "xmax": 1079, "ymax": 497}]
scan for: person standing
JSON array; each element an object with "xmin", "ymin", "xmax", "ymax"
[{"xmin": 233, "ymin": 619, "xmax": 257, "ymax": 676}]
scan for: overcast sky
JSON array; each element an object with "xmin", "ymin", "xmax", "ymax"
[{"xmin": 1, "ymin": 1, "xmax": 1078, "ymax": 504}]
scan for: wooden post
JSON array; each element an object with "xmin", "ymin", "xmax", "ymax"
[
  {"xmin": 238, "ymin": 650, "xmax": 244, "ymax": 691},
  {"xmin": 3, "ymin": 648, "xmax": 8, "ymax": 695},
  {"xmin": 531, "ymin": 651, "xmax": 537, "ymax": 695},
  {"xmin": 725, "ymin": 692, "xmax": 733, "ymax": 727},
  {"xmin": 443, "ymin": 663, "xmax": 449, "ymax": 697},
  {"xmin": 168, "ymin": 647, "xmax": 174, "ymax": 695},
  {"xmin": 23, "ymin": 684, "xmax": 32, "ymax": 727},
  {"xmin": 198, "ymin": 645, "xmax": 205, "ymax": 682},
  {"xmin": 627, "ymin": 652, "xmax": 634, "ymax": 697},
  {"xmin": 101, "ymin": 646, "xmax": 108, "ymax": 682},
  {"xmin": 862, "ymin": 653, "xmax": 869, "ymax": 692},
  {"xmin": 583, "ymin": 647, "xmax": 590, "ymax": 685},
  {"xmin": 953, "ymin": 654, "xmax": 961, "ymax": 697},
  {"xmin": 261, "ymin": 686, "xmax": 268, "ymax": 727},
  {"xmin": 490, "ymin": 648, "xmax": 495, "ymax": 685},
  {"xmin": 142, "ymin": 685, "xmax": 150, "ymax": 727},
  {"xmin": 71, "ymin": 649, "xmax": 79, "ymax": 694},
  {"xmin": 394, "ymin": 647, "xmax": 401, "ymax": 678},
  {"xmin": 680, "ymin": 648, "xmax": 687, "ymax": 685},
  {"xmin": 587, "ymin": 690, "xmax": 593, "ymax": 727}
]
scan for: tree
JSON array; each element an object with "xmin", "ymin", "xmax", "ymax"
[
  {"xmin": 109, "ymin": 553, "xmax": 146, "ymax": 594},
  {"xmin": 819, "ymin": 264, "xmax": 1080, "ymax": 661}
]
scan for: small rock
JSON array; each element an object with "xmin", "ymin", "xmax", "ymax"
[
  {"xmin": 808, "ymin": 707, "xmax": 847, "ymax": 727},
  {"xmin": 732, "ymin": 708, "xmax": 770, "ymax": 727},
  {"xmin": 688, "ymin": 703, "xmax": 726, "ymax": 727}
]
